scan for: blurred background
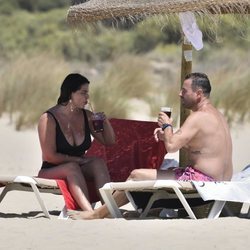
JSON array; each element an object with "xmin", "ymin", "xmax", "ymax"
[{"xmin": 0, "ymin": 0, "xmax": 249, "ymax": 130}]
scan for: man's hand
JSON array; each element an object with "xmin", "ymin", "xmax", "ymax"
[
  {"xmin": 154, "ymin": 128, "xmax": 164, "ymax": 142},
  {"xmin": 157, "ymin": 112, "xmax": 173, "ymax": 127}
]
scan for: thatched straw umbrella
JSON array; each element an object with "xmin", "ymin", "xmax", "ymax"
[
  {"xmin": 67, "ymin": 0, "xmax": 249, "ymax": 165},
  {"xmin": 67, "ymin": 0, "xmax": 249, "ymax": 24}
]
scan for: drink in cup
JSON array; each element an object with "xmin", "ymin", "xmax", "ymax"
[
  {"xmin": 92, "ymin": 112, "xmax": 104, "ymax": 133},
  {"xmin": 160, "ymin": 107, "xmax": 172, "ymax": 118}
]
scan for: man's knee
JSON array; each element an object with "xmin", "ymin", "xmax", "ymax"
[
  {"xmin": 129, "ymin": 169, "xmax": 143, "ymax": 180},
  {"xmin": 129, "ymin": 169, "xmax": 156, "ymax": 180}
]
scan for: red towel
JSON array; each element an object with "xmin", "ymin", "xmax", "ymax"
[
  {"xmin": 86, "ymin": 118, "xmax": 166, "ymax": 182},
  {"xmin": 56, "ymin": 180, "xmax": 99, "ymax": 210},
  {"xmin": 56, "ymin": 179, "xmax": 80, "ymax": 210}
]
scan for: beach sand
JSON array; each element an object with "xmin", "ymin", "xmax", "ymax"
[{"xmin": 0, "ymin": 115, "xmax": 250, "ymax": 250}]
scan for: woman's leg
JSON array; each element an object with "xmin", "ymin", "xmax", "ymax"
[
  {"xmin": 68, "ymin": 168, "xmax": 160, "ymax": 220},
  {"xmin": 68, "ymin": 157, "xmax": 129, "ymax": 220},
  {"xmin": 80, "ymin": 156, "xmax": 111, "ymax": 202},
  {"xmin": 38, "ymin": 162, "xmax": 93, "ymax": 211},
  {"xmin": 68, "ymin": 190, "xmax": 128, "ymax": 220}
]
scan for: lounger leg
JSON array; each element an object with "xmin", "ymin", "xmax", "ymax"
[
  {"xmin": 58, "ymin": 205, "xmax": 68, "ymax": 220},
  {"xmin": 0, "ymin": 185, "xmax": 12, "ymax": 203},
  {"xmin": 125, "ymin": 191, "xmax": 138, "ymax": 211},
  {"xmin": 208, "ymin": 201, "xmax": 226, "ymax": 219},
  {"xmin": 0, "ymin": 182, "xmax": 51, "ymax": 219},
  {"xmin": 245, "ymin": 204, "xmax": 250, "ymax": 218},
  {"xmin": 172, "ymin": 187, "xmax": 197, "ymax": 219},
  {"xmin": 29, "ymin": 183, "xmax": 51, "ymax": 219},
  {"xmin": 139, "ymin": 191, "xmax": 167, "ymax": 218},
  {"xmin": 99, "ymin": 184, "xmax": 122, "ymax": 218},
  {"xmin": 247, "ymin": 208, "xmax": 250, "ymax": 218}
]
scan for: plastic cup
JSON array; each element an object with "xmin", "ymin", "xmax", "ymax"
[
  {"xmin": 92, "ymin": 112, "xmax": 104, "ymax": 133},
  {"xmin": 160, "ymin": 107, "xmax": 172, "ymax": 118}
]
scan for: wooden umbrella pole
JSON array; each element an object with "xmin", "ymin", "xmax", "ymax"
[{"xmin": 179, "ymin": 36, "xmax": 192, "ymax": 167}]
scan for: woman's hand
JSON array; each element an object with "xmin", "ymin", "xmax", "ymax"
[
  {"xmin": 65, "ymin": 155, "xmax": 87, "ymax": 165},
  {"xmin": 88, "ymin": 110, "xmax": 115, "ymax": 145},
  {"xmin": 100, "ymin": 112, "xmax": 107, "ymax": 122}
]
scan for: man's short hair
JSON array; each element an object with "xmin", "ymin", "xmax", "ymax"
[{"xmin": 185, "ymin": 72, "xmax": 211, "ymax": 97}]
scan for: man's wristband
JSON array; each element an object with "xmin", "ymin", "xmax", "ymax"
[{"xmin": 162, "ymin": 123, "xmax": 172, "ymax": 131}]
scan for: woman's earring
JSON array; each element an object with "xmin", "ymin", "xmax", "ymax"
[{"xmin": 69, "ymin": 99, "xmax": 74, "ymax": 112}]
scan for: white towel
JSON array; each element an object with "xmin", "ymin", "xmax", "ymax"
[
  {"xmin": 179, "ymin": 11, "xmax": 203, "ymax": 50},
  {"xmin": 192, "ymin": 181, "xmax": 250, "ymax": 203}
]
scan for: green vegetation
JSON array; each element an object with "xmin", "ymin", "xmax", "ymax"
[
  {"xmin": 0, "ymin": 1, "xmax": 249, "ymax": 129},
  {"xmin": 0, "ymin": 54, "xmax": 69, "ymax": 130},
  {"xmin": 0, "ymin": 0, "xmax": 69, "ymax": 14},
  {"xmin": 90, "ymin": 54, "xmax": 154, "ymax": 118}
]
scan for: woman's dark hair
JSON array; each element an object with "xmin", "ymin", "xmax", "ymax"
[
  {"xmin": 57, "ymin": 73, "xmax": 90, "ymax": 105},
  {"xmin": 185, "ymin": 72, "xmax": 211, "ymax": 97}
]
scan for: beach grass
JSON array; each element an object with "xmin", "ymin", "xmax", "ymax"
[
  {"xmin": 0, "ymin": 53, "xmax": 69, "ymax": 130},
  {"xmin": 0, "ymin": 45, "xmax": 249, "ymax": 130}
]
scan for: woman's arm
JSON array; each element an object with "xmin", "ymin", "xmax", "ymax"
[{"xmin": 85, "ymin": 110, "xmax": 116, "ymax": 145}]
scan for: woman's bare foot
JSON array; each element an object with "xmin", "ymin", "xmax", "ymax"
[{"xmin": 67, "ymin": 209, "xmax": 102, "ymax": 220}]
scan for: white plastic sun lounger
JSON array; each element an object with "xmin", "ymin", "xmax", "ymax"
[
  {"xmin": 99, "ymin": 180, "xmax": 250, "ymax": 219},
  {"xmin": 0, "ymin": 176, "xmax": 63, "ymax": 219}
]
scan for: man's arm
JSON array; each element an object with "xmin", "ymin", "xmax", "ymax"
[{"xmin": 159, "ymin": 112, "xmax": 200, "ymax": 153}]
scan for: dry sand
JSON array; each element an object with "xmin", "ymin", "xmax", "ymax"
[{"xmin": 0, "ymin": 115, "xmax": 250, "ymax": 250}]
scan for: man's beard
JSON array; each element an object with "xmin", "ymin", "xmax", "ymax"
[{"xmin": 181, "ymin": 99, "xmax": 193, "ymax": 110}]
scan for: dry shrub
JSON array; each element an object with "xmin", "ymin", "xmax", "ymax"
[
  {"xmin": 202, "ymin": 48, "xmax": 250, "ymax": 125},
  {"xmin": 0, "ymin": 53, "xmax": 69, "ymax": 130},
  {"xmin": 90, "ymin": 54, "xmax": 154, "ymax": 118}
]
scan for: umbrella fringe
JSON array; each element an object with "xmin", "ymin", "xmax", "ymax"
[{"xmin": 67, "ymin": 0, "xmax": 250, "ymax": 26}]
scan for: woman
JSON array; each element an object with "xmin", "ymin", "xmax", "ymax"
[{"xmin": 37, "ymin": 73, "xmax": 115, "ymax": 212}]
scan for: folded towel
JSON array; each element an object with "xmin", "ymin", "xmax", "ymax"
[
  {"xmin": 56, "ymin": 179, "xmax": 99, "ymax": 210},
  {"xmin": 56, "ymin": 179, "xmax": 80, "ymax": 210},
  {"xmin": 192, "ymin": 181, "xmax": 250, "ymax": 203}
]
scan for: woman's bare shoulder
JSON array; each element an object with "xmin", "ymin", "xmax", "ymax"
[
  {"xmin": 47, "ymin": 105, "xmax": 59, "ymax": 114},
  {"xmin": 39, "ymin": 106, "xmax": 57, "ymax": 123}
]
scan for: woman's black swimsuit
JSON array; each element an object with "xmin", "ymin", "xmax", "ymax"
[{"xmin": 41, "ymin": 109, "xmax": 91, "ymax": 169}]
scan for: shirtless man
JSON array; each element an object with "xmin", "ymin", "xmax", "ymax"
[{"xmin": 69, "ymin": 72, "xmax": 233, "ymax": 219}]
